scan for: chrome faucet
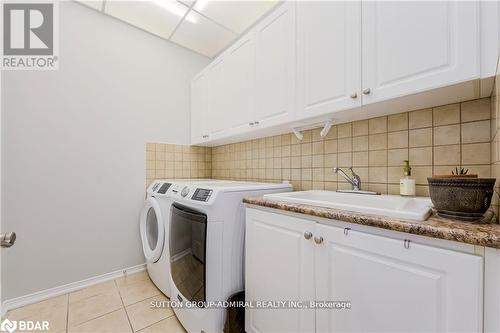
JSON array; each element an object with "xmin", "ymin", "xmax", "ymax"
[
  {"xmin": 333, "ymin": 167, "xmax": 380, "ymax": 195},
  {"xmin": 334, "ymin": 167, "xmax": 361, "ymax": 191}
]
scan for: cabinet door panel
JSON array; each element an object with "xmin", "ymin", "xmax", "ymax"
[
  {"xmin": 297, "ymin": 1, "xmax": 361, "ymax": 119},
  {"xmin": 245, "ymin": 209, "xmax": 315, "ymax": 333},
  {"xmin": 255, "ymin": 2, "xmax": 295, "ymax": 127},
  {"xmin": 225, "ymin": 33, "xmax": 256, "ymax": 130},
  {"xmin": 190, "ymin": 72, "xmax": 208, "ymax": 142},
  {"xmin": 207, "ymin": 58, "xmax": 230, "ymax": 136},
  {"xmin": 315, "ymin": 224, "xmax": 483, "ymax": 333},
  {"xmin": 362, "ymin": 1, "xmax": 479, "ymax": 104}
]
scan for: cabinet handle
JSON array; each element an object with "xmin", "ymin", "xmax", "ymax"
[
  {"xmin": 304, "ymin": 231, "xmax": 313, "ymax": 240},
  {"xmin": 314, "ymin": 236, "xmax": 323, "ymax": 244},
  {"xmin": 343, "ymin": 227, "xmax": 350, "ymax": 236},
  {"xmin": 1, "ymin": 232, "xmax": 16, "ymax": 248},
  {"xmin": 404, "ymin": 239, "xmax": 410, "ymax": 249},
  {"xmin": 362, "ymin": 88, "xmax": 371, "ymax": 95},
  {"xmin": 254, "ymin": 120, "xmax": 260, "ymax": 125},
  {"xmin": 249, "ymin": 122, "xmax": 254, "ymax": 126},
  {"xmin": 350, "ymin": 92, "xmax": 357, "ymax": 99}
]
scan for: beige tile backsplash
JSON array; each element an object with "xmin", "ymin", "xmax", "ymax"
[
  {"xmin": 145, "ymin": 143, "xmax": 212, "ymax": 187},
  {"xmin": 146, "ymin": 97, "xmax": 494, "ymax": 200},
  {"xmin": 211, "ymin": 97, "xmax": 492, "ymax": 196}
]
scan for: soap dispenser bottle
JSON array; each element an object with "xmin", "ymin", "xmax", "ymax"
[{"xmin": 400, "ymin": 160, "xmax": 416, "ymax": 196}]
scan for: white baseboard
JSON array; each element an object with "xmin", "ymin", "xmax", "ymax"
[{"xmin": 1, "ymin": 263, "xmax": 146, "ymax": 317}]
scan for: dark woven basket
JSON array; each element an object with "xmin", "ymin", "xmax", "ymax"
[{"xmin": 427, "ymin": 177, "xmax": 496, "ymax": 221}]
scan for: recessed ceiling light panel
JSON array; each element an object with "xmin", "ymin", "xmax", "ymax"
[{"xmin": 105, "ymin": 1, "xmax": 187, "ymax": 39}]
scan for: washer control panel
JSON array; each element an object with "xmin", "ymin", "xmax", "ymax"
[{"xmin": 191, "ymin": 188, "xmax": 213, "ymax": 202}]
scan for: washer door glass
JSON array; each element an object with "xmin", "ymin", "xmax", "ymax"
[
  {"xmin": 140, "ymin": 197, "xmax": 164, "ymax": 262},
  {"xmin": 146, "ymin": 207, "xmax": 158, "ymax": 250},
  {"xmin": 170, "ymin": 203, "xmax": 207, "ymax": 303}
]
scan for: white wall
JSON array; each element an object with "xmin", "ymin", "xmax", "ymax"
[{"xmin": 1, "ymin": 2, "xmax": 209, "ymax": 300}]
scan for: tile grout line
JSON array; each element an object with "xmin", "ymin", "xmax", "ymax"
[
  {"xmin": 135, "ymin": 301, "xmax": 178, "ymax": 333},
  {"xmin": 65, "ymin": 293, "xmax": 69, "ymax": 333},
  {"xmin": 137, "ymin": 312, "xmax": 178, "ymax": 333},
  {"xmin": 8, "ymin": 273, "xmax": 163, "ymax": 333},
  {"xmin": 68, "ymin": 279, "xmax": 134, "ymax": 330},
  {"xmin": 70, "ymin": 308, "xmax": 125, "ymax": 331},
  {"xmin": 114, "ymin": 277, "xmax": 174, "ymax": 332},
  {"xmin": 68, "ymin": 291, "xmax": 157, "ymax": 331},
  {"xmin": 114, "ymin": 279, "xmax": 134, "ymax": 333}
]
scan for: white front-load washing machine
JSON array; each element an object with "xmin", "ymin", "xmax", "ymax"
[
  {"xmin": 140, "ymin": 180, "xmax": 176, "ymax": 297},
  {"xmin": 140, "ymin": 179, "xmax": 221, "ymax": 298},
  {"xmin": 167, "ymin": 180, "xmax": 292, "ymax": 333}
]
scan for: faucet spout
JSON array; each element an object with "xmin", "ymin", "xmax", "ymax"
[{"xmin": 333, "ymin": 167, "xmax": 361, "ymax": 191}]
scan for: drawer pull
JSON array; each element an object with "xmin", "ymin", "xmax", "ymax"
[
  {"xmin": 344, "ymin": 227, "xmax": 351, "ymax": 236},
  {"xmin": 304, "ymin": 231, "xmax": 313, "ymax": 240},
  {"xmin": 404, "ymin": 239, "xmax": 411, "ymax": 249}
]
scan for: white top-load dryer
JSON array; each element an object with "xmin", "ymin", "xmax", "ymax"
[{"xmin": 167, "ymin": 180, "xmax": 292, "ymax": 333}]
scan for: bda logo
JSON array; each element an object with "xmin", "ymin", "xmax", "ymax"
[
  {"xmin": 1, "ymin": 1, "xmax": 59, "ymax": 69},
  {"xmin": 0, "ymin": 319, "xmax": 17, "ymax": 333},
  {"xmin": 0, "ymin": 319, "xmax": 48, "ymax": 332}
]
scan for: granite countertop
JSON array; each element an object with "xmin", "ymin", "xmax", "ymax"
[{"xmin": 243, "ymin": 196, "xmax": 500, "ymax": 249}]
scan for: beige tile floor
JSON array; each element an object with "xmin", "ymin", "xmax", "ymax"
[{"xmin": 5, "ymin": 271, "xmax": 186, "ymax": 333}]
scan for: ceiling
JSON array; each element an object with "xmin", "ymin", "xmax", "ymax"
[{"xmin": 76, "ymin": 0, "xmax": 279, "ymax": 58}]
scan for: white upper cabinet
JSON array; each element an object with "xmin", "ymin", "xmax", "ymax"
[
  {"xmin": 206, "ymin": 57, "xmax": 230, "ymax": 137},
  {"xmin": 315, "ymin": 224, "xmax": 483, "ymax": 333},
  {"xmin": 190, "ymin": 71, "xmax": 209, "ymax": 142},
  {"xmin": 296, "ymin": 1, "xmax": 362, "ymax": 120},
  {"xmin": 190, "ymin": 1, "xmax": 497, "ymax": 145},
  {"xmin": 224, "ymin": 32, "xmax": 256, "ymax": 132},
  {"xmin": 361, "ymin": 1, "xmax": 480, "ymax": 105},
  {"xmin": 254, "ymin": 2, "xmax": 296, "ymax": 127}
]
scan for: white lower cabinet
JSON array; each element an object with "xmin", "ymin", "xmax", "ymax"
[
  {"xmin": 315, "ymin": 224, "xmax": 483, "ymax": 333},
  {"xmin": 246, "ymin": 208, "xmax": 315, "ymax": 333},
  {"xmin": 246, "ymin": 208, "xmax": 484, "ymax": 333}
]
